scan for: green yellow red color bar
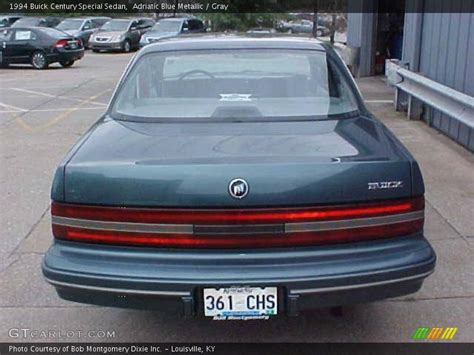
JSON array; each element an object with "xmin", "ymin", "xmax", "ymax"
[{"xmin": 412, "ymin": 327, "xmax": 458, "ymax": 340}]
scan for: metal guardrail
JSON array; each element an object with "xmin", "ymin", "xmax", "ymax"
[{"xmin": 386, "ymin": 60, "xmax": 474, "ymax": 129}]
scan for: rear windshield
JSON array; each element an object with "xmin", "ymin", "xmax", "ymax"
[
  {"xmin": 39, "ymin": 27, "xmax": 68, "ymax": 38},
  {"xmin": 100, "ymin": 20, "xmax": 129, "ymax": 31},
  {"xmin": 152, "ymin": 21, "xmax": 182, "ymax": 32},
  {"xmin": 57, "ymin": 19, "xmax": 83, "ymax": 31},
  {"xmin": 12, "ymin": 18, "xmax": 41, "ymax": 27},
  {"xmin": 111, "ymin": 49, "xmax": 360, "ymax": 122}
]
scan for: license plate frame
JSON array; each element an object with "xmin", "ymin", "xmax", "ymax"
[{"xmin": 203, "ymin": 286, "xmax": 278, "ymax": 320}]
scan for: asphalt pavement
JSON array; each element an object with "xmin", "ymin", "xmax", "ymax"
[{"xmin": 0, "ymin": 52, "xmax": 473, "ymax": 343}]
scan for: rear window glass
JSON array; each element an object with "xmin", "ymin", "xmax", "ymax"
[
  {"xmin": 111, "ymin": 49, "xmax": 360, "ymax": 122},
  {"xmin": 152, "ymin": 20, "xmax": 182, "ymax": 32},
  {"xmin": 12, "ymin": 18, "xmax": 41, "ymax": 27},
  {"xmin": 57, "ymin": 19, "xmax": 83, "ymax": 31},
  {"xmin": 38, "ymin": 28, "xmax": 67, "ymax": 38},
  {"xmin": 101, "ymin": 20, "xmax": 130, "ymax": 31}
]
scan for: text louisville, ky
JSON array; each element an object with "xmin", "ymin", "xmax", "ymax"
[{"xmin": 9, "ymin": 345, "xmax": 217, "ymax": 354}]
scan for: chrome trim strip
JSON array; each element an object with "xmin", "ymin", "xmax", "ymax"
[
  {"xmin": 52, "ymin": 211, "xmax": 423, "ymax": 235},
  {"xmin": 290, "ymin": 270, "xmax": 433, "ymax": 295},
  {"xmin": 45, "ymin": 271, "xmax": 433, "ymax": 297},
  {"xmin": 285, "ymin": 211, "xmax": 424, "ymax": 233},
  {"xmin": 52, "ymin": 216, "xmax": 193, "ymax": 234},
  {"xmin": 44, "ymin": 277, "xmax": 191, "ymax": 297}
]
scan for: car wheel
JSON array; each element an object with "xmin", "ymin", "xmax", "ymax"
[
  {"xmin": 316, "ymin": 29, "xmax": 323, "ymax": 37},
  {"xmin": 59, "ymin": 60, "xmax": 75, "ymax": 68},
  {"xmin": 123, "ymin": 40, "xmax": 131, "ymax": 53},
  {"xmin": 31, "ymin": 51, "xmax": 48, "ymax": 69}
]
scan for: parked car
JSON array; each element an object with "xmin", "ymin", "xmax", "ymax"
[
  {"xmin": 0, "ymin": 27, "xmax": 84, "ymax": 69},
  {"xmin": 89, "ymin": 18, "xmax": 154, "ymax": 52},
  {"xmin": 246, "ymin": 27, "xmax": 276, "ymax": 35},
  {"xmin": 56, "ymin": 17, "xmax": 110, "ymax": 48},
  {"xmin": 11, "ymin": 16, "xmax": 62, "ymax": 28},
  {"xmin": 42, "ymin": 35, "xmax": 435, "ymax": 319},
  {"xmin": 278, "ymin": 19, "xmax": 330, "ymax": 36},
  {"xmin": 139, "ymin": 17, "xmax": 205, "ymax": 47},
  {"xmin": 0, "ymin": 15, "xmax": 22, "ymax": 28}
]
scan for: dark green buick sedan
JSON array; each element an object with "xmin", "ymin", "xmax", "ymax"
[{"xmin": 42, "ymin": 35, "xmax": 436, "ymax": 320}]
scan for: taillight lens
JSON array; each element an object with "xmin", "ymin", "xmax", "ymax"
[
  {"xmin": 54, "ymin": 39, "xmax": 68, "ymax": 48},
  {"xmin": 52, "ymin": 197, "xmax": 424, "ymax": 248}
]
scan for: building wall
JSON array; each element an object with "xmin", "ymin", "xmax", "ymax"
[
  {"xmin": 403, "ymin": 7, "xmax": 474, "ymax": 150},
  {"xmin": 347, "ymin": 12, "xmax": 376, "ymax": 77}
]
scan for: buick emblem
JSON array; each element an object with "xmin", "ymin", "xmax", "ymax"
[{"xmin": 228, "ymin": 178, "xmax": 249, "ymax": 199}]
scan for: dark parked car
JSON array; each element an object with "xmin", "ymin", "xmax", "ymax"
[
  {"xmin": 0, "ymin": 27, "xmax": 84, "ymax": 69},
  {"xmin": 90, "ymin": 18, "xmax": 154, "ymax": 52},
  {"xmin": 56, "ymin": 17, "xmax": 110, "ymax": 48},
  {"xmin": 278, "ymin": 19, "xmax": 330, "ymax": 36},
  {"xmin": 42, "ymin": 35, "xmax": 435, "ymax": 319},
  {"xmin": 11, "ymin": 16, "xmax": 62, "ymax": 28},
  {"xmin": 139, "ymin": 17, "xmax": 205, "ymax": 47},
  {"xmin": 0, "ymin": 16, "xmax": 22, "ymax": 28}
]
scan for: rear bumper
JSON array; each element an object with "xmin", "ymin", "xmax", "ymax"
[
  {"xmin": 42, "ymin": 234, "xmax": 436, "ymax": 316},
  {"xmin": 47, "ymin": 49, "xmax": 84, "ymax": 63}
]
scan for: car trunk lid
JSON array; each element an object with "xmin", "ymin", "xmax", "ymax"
[{"xmin": 62, "ymin": 116, "xmax": 413, "ymax": 207}]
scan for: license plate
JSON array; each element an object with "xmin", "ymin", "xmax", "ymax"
[{"xmin": 203, "ymin": 286, "xmax": 277, "ymax": 320}]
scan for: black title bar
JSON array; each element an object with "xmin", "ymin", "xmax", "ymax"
[
  {"xmin": 2, "ymin": 0, "xmax": 474, "ymax": 14},
  {"xmin": 2, "ymin": 343, "xmax": 474, "ymax": 355}
]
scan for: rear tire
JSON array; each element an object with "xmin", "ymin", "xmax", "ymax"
[
  {"xmin": 316, "ymin": 29, "xmax": 323, "ymax": 37},
  {"xmin": 31, "ymin": 51, "xmax": 48, "ymax": 69},
  {"xmin": 59, "ymin": 60, "xmax": 75, "ymax": 68},
  {"xmin": 122, "ymin": 40, "xmax": 131, "ymax": 53}
]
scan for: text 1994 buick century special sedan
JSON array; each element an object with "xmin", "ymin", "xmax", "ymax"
[{"xmin": 42, "ymin": 35, "xmax": 436, "ymax": 320}]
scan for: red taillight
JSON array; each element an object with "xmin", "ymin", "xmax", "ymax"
[
  {"xmin": 51, "ymin": 197, "xmax": 424, "ymax": 248},
  {"xmin": 77, "ymin": 39, "xmax": 82, "ymax": 47},
  {"xmin": 52, "ymin": 219, "xmax": 423, "ymax": 249},
  {"xmin": 54, "ymin": 39, "xmax": 68, "ymax": 48},
  {"xmin": 52, "ymin": 197, "xmax": 424, "ymax": 224}
]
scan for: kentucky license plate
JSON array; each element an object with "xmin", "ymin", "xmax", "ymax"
[{"xmin": 203, "ymin": 286, "xmax": 277, "ymax": 320}]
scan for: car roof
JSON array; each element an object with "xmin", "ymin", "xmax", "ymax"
[
  {"xmin": 139, "ymin": 34, "xmax": 326, "ymax": 55},
  {"xmin": 59, "ymin": 18, "xmax": 86, "ymax": 22},
  {"xmin": 109, "ymin": 17, "xmax": 150, "ymax": 21},
  {"xmin": 17, "ymin": 16, "xmax": 59, "ymax": 19},
  {"xmin": 5, "ymin": 26, "xmax": 42, "ymax": 30},
  {"xmin": 57, "ymin": 17, "xmax": 109, "ymax": 23},
  {"xmin": 11, "ymin": 26, "xmax": 64, "ymax": 32},
  {"xmin": 158, "ymin": 17, "xmax": 196, "ymax": 22}
]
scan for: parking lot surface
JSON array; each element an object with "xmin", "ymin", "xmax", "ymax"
[{"xmin": 0, "ymin": 52, "xmax": 473, "ymax": 343}]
